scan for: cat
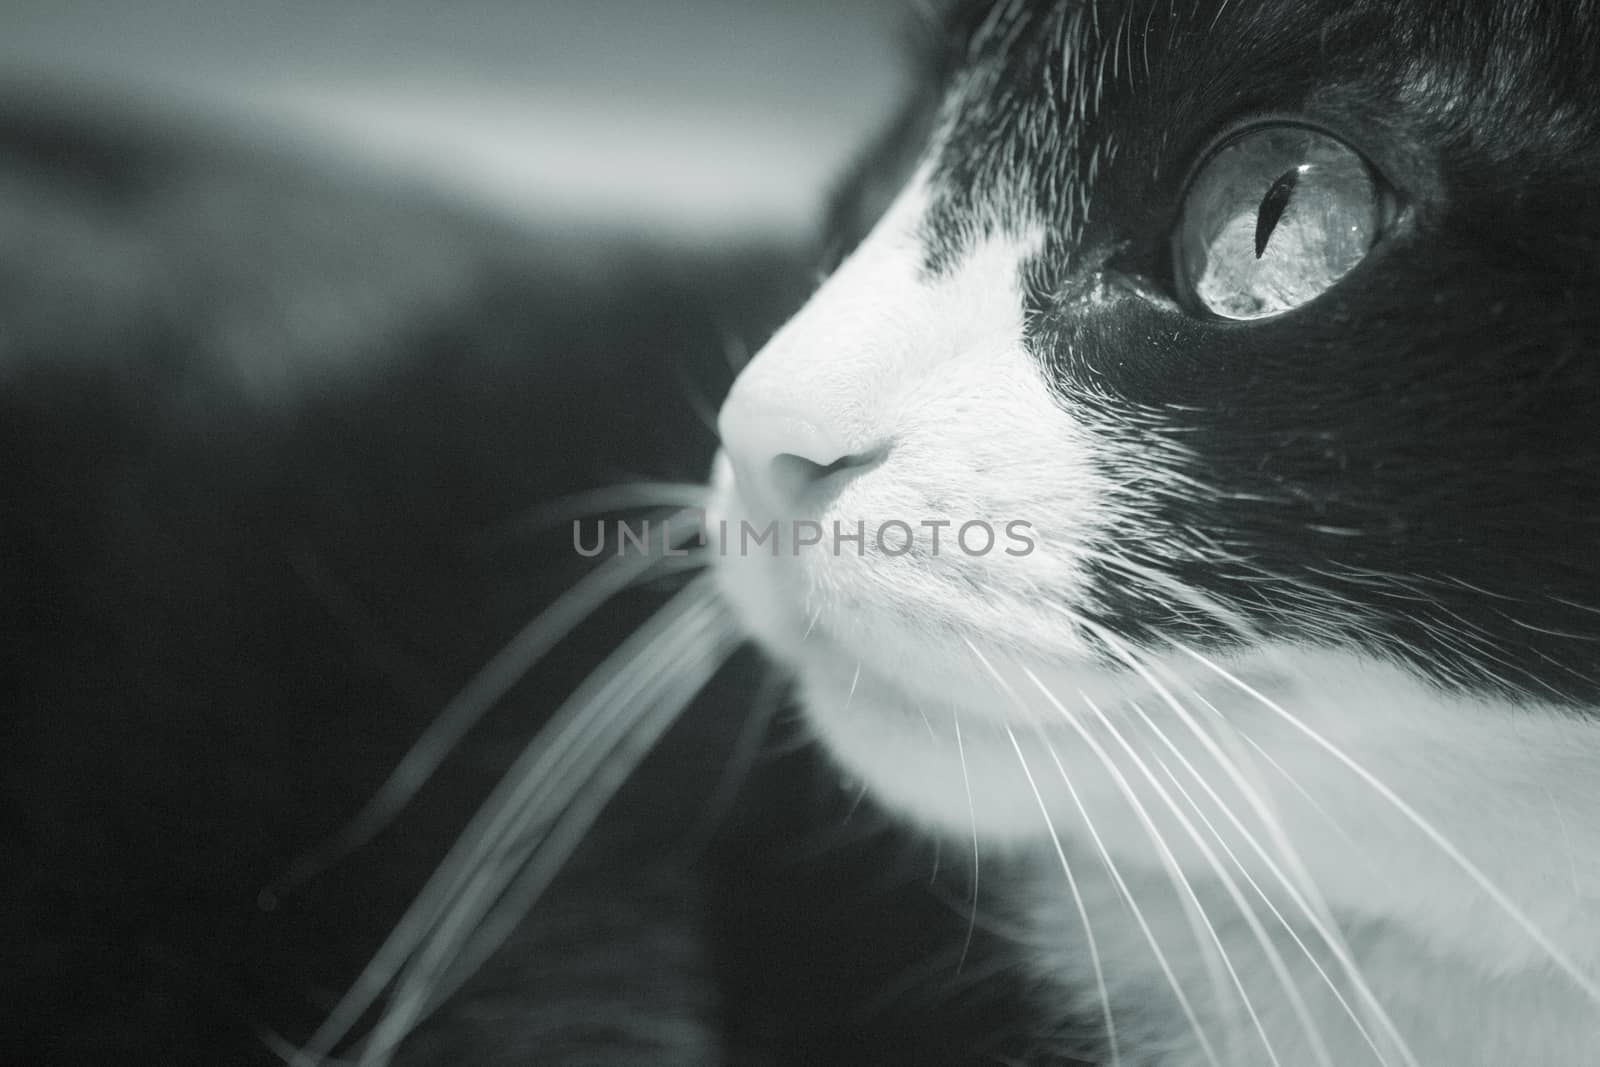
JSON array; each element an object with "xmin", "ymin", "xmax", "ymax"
[
  {"xmin": 1, "ymin": 86, "xmax": 1041, "ymax": 1064},
  {"xmin": 706, "ymin": 0, "xmax": 1600, "ymax": 1063},
  {"xmin": 9, "ymin": 0, "xmax": 1600, "ymax": 1063},
  {"xmin": 335, "ymin": 0, "xmax": 1600, "ymax": 1061}
]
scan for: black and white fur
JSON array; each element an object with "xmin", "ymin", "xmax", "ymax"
[
  {"xmin": 713, "ymin": 1, "xmax": 1600, "ymax": 1063},
  {"xmin": 8, "ymin": 1, "xmax": 1600, "ymax": 1064},
  {"xmin": 1, "ymin": 88, "xmax": 1033, "ymax": 1064}
]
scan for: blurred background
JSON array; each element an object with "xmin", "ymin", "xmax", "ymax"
[
  {"xmin": 1, "ymin": 0, "xmax": 911, "ymax": 243},
  {"xmin": 1, "ymin": 5, "xmax": 995, "ymax": 1065}
]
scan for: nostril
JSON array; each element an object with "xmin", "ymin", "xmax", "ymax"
[
  {"xmin": 767, "ymin": 449, "xmax": 880, "ymax": 506},
  {"xmin": 769, "ymin": 452, "xmax": 831, "ymax": 488},
  {"xmin": 717, "ymin": 397, "xmax": 886, "ymax": 514}
]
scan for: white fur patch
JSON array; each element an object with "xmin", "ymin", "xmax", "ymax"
[{"xmin": 709, "ymin": 170, "xmax": 1600, "ymax": 1064}]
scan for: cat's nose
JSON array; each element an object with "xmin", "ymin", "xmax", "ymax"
[{"xmin": 717, "ymin": 403, "xmax": 878, "ymax": 516}]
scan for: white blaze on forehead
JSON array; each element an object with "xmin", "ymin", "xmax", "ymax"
[{"xmin": 720, "ymin": 168, "xmax": 1051, "ymax": 461}]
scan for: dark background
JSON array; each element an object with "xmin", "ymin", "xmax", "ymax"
[{"xmin": 0, "ymin": 4, "xmax": 1062, "ymax": 1064}]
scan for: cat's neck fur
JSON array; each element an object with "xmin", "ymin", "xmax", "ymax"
[{"xmin": 1026, "ymin": 848, "xmax": 1598, "ymax": 1066}]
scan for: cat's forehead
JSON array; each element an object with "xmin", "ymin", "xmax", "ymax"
[
  {"xmin": 934, "ymin": 0, "xmax": 1600, "ymax": 133},
  {"xmin": 917, "ymin": 0, "xmax": 1600, "ymax": 267}
]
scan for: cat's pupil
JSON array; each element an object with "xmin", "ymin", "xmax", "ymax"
[{"xmin": 1254, "ymin": 165, "xmax": 1305, "ymax": 259}]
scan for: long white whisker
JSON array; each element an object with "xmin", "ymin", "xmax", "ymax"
[
  {"xmin": 363, "ymin": 606, "xmax": 738, "ymax": 1060},
  {"xmin": 1235, "ymin": 731, "xmax": 1380, "ymax": 882},
  {"xmin": 1089, "ymin": 548, "xmax": 1260, "ymax": 639},
  {"xmin": 369, "ymin": 594, "xmax": 727, "ymax": 1059},
  {"xmin": 963, "ymin": 640, "xmax": 1221, "ymax": 1067},
  {"xmin": 479, "ymin": 484, "xmax": 710, "ymax": 546},
  {"xmin": 266, "ymin": 521, "xmax": 702, "ymax": 904},
  {"xmin": 1086, "ymin": 695, "xmax": 1302, "ymax": 1067},
  {"xmin": 1173, "ymin": 639, "xmax": 1600, "ymax": 1008},
  {"xmin": 295, "ymin": 579, "xmax": 721, "ymax": 1064},
  {"xmin": 1162, "ymin": 682, "xmax": 1414, "ymax": 1067},
  {"xmin": 1145, "ymin": 740, "xmax": 1392, "ymax": 1067},
  {"xmin": 952, "ymin": 706, "xmax": 981, "ymax": 975},
  {"xmin": 1057, "ymin": 609, "xmax": 1414, "ymax": 1066},
  {"xmin": 1001, "ymin": 724, "xmax": 1122, "ymax": 1067},
  {"xmin": 450, "ymin": 632, "xmax": 734, "ymax": 991},
  {"xmin": 914, "ymin": 704, "xmax": 940, "ymax": 744},
  {"xmin": 1021, "ymin": 673, "xmax": 1253, "ymax": 1064}
]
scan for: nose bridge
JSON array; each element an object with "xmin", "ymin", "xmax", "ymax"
[
  {"xmin": 722, "ymin": 240, "xmax": 920, "ymax": 457},
  {"xmin": 717, "ymin": 171, "xmax": 937, "ymax": 464}
]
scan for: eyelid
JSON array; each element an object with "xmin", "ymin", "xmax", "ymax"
[{"xmin": 1107, "ymin": 268, "xmax": 1183, "ymax": 312}]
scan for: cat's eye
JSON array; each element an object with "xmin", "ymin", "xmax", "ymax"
[{"xmin": 1173, "ymin": 125, "xmax": 1382, "ymax": 321}]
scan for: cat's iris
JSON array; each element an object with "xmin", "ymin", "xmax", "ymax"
[{"xmin": 1173, "ymin": 125, "xmax": 1380, "ymax": 320}]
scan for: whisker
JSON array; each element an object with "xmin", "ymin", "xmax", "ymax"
[
  {"xmin": 1138, "ymin": 707, "xmax": 1411, "ymax": 1066},
  {"xmin": 1235, "ymin": 731, "xmax": 1379, "ymax": 881},
  {"xmin": 383, "ymin": 592, "xmax": 728, "ymax": 1046},
  {"xmin": 1164, "ymin": 684, "xmax": 1413, "ymax": 1066},
  {"xmin": 262, "ymin": 526, "xmax": 703, "ymax": 907},
  {"xmin": 1084, "ymin": 694, "xmax": 1298, "ymax": 1067},
  {"xmin": 368, "ymin": 608, "xmax": 739, "ymax": 1057},
  {"xmin": 1020, "ymin": 679, "xmax": 1241, "ymax": 1066},
  {"xmin": 1001, "ymin": 723, "xmax": 1123, "ymax": 1067},
  {"xmin": 1135, "ymin": 726, "xmax": 1351, "ymax": 1067},
  {"xmin": 1144, "ymin": 740, "xmax": 1394, "ymax": 1067},
  {"xmin": 1056, "ymin": 610, "xmax": 1413, "ymax": 1066},
  {"xmin": 952, "ymin": 706, "xmax": 981, "ymax": 975},
  {"xmin": 477, "ymin": 484, "xmax": 710, "ymax": 547},
  {"xmin": 1173, "ymin": 639, "xmax": 1600, "ymax": 1009},
  {"xmin": 295, "ymin": 579, "xmax": 725, "ymax": 1064},
  {"xmin": 964, "ymin": 641, "xmax": 1218, "ymax": 1067},
  {"xmin": 1088, "ymin": 548, "xmax": 1259, "ymax": 639},
  {"xmin": 260, "ymin": 1026, "xmax": 358, "ymax": 1067},
  {"xmin": 842, "ymin": 781, "xmax": 871, "ymax": 825}
]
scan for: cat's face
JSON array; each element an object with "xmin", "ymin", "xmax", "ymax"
[{"xmin": 709, "ymin": 0, "xmax": 1600, "ymax": 971}]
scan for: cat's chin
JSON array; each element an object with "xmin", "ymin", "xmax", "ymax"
[
  {"xmin": 706, "ymin": 502, "xmax": 1131, "ymax": 841},
  {"xmin": 705, "ymin": 452, "xmax": 1171, "ymax": 842},
  {"xmin": 787, "ymin": 643, "xmax": 1102, "ymax": 843}
]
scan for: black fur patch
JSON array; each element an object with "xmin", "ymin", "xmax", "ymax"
[{"xmin": 878, "ymin": 0, "xmax": 1600, "ymax": 704}]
